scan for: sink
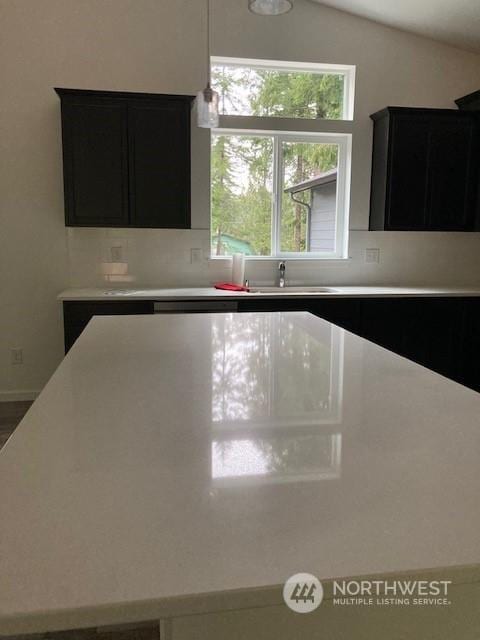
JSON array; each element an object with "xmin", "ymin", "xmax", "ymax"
[
  {"xmin": 248, "ymin": 286, "xmax": 339, "ymax": 294},
  {"xmin": 103, "ymin": 289, "xmax": 149, "ymax": 295},
  {"xmin": 103, "ymin": 289, "xmax": 137, "ymax": 295}
]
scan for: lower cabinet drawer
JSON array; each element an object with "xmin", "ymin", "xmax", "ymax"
[{"xmin": 170, "ymin": 582, "xmax": 480, "ymax": 640}]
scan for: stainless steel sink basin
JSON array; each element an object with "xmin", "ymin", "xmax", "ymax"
[
  {"xmin": 248, "ymin": 286, "xmax": 339, "ymax": 294},
  {"xmin": 103, "ymin": 289, "xmax": 138, "ymax": 295},
  {"xmin": 103, "ymin": 289, "xmax": 149, "ymax": 295}
]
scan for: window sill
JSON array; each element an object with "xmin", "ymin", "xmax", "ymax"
[{"xmin": 209, "ymin": 256, "xmax": 352, "ymax": 264}]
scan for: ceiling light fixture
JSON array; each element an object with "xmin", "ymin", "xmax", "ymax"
[
  {"xmin": 248, "ymin": 0, "xmax": 293, "ymax": 15},
  {"xmin": 196, "ymin": 0, "xmax": 219, "ymax": 128}
]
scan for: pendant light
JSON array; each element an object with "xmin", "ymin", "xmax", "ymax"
[
  {"xmin": 248, "ymin": 0, "xmax": 293, "ymax": 15},
  {"xmin": 196, "ymin": 0, "xmax": 219, "ymax": 128}
]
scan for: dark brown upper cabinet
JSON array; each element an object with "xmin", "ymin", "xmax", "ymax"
[
  {"xmin": 55, "ymin": 88, "xmax": 194, "ymax": 228},
  {"xmin": 369, "ymin": 107, "xmax": 479, "ymax": 231},
  {"xmin": 456, "ymin": 90, "xmax": 480, "ymax": 228},
  {"xmin": 456, "ymin": 89, "xmax": 480, "ymax": 111}
]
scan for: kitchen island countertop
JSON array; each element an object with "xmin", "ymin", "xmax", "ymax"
[{"xmin": 1, "ymin": 312, "xmax": 479, "ymax": 635}]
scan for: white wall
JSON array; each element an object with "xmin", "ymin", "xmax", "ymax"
[{"xmin": 1, "ymin": 0, "xmax": 480, "ymax": 397}]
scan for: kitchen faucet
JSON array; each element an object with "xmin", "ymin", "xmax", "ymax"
[{"xmin": 278, "ymin": 261, "xmax": 286, "ymax": 288}]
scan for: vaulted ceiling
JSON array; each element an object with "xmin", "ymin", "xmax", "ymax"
[{"xmin": 309, "ymin": 0, "xmax": 480, "ymax": 53}]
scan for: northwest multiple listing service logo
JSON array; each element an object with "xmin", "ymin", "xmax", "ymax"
[
  {"xmin": 283, "ymin": 574, "xmax": 452, "ymax": 613},
  {"xmin": 283, "ymin": 573, "xmax": 324, "ymax": 613}
]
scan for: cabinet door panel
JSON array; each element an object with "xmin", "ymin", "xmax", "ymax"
[
  {"xmin": 128, "ymin": 100, "xmax": 191, "ymax": 228},
  {"xmin": 458, "ymin": 298, "xmax": 480, "ymax": 391},
  {"xmin": 62, "ymin": 100, "xmax": 129, "ymax": 226},
  {"xmin": 238, "ymin": 299, "xmax": 313, "ymax": 313},
  {"xmin": 413, "ymin": 299, "xmax": 463, "ymax": 378},
  {"xmin": 310, "ymin": 299, "xmax": 362, "ymax": 333},
  {"xmin": 360, "ymin": 298, "xmax": 463, "ymax": 382},
  {"xmin": 370, "ymin": 108, "xmax": 479, "ymax": 232},
  {"xmin": 387, "ymin": 116, "xmax": 429, "ymax": 230},
  {"xmin": 360, "ymin": 299, "xmax": 409, "ymax": 354},
  {"xmin": 427, "ymin": 118, "xmax": 477, "ymax": 230},
  {"xmin": 238, "ymin": 298, "xmax": 362, "ymax": 333}
]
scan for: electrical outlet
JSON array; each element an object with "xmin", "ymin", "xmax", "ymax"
[
  {"xmin": 365, "ymin": 248, "xmax": 380, "ymax": 264},
  {"xmin": 190, "ymin": 248, "xmax": 203, "ymax": 264},
  {"xmin": 11, "ymin": 348, "xmax": 23, "ymax": 365},
  {"xmin": 110, "ymin": 246, "xmax": 123, "ymax": 262}
]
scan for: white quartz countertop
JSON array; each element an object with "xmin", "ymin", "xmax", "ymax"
[
  {"xmin": 1, "ymin": 313, "xmax": 479, "ymax": 634},
  {"xmin": 57, "ymin": 285, "xmax": 480, "ymax": 301}
]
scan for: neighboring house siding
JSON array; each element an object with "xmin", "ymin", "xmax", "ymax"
[{"xmin": 310, "ymin": 182, "xmax": 336, "ymax": 252}]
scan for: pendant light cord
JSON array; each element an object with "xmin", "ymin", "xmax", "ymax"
[{"xmin": 206, "ymin": 0, "xmax": 211, "ymax": 88}]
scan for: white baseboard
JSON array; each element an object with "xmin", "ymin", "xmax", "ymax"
[{"xmin": 0, "ymin": 390, "xmax": 40, "ymax": 402}]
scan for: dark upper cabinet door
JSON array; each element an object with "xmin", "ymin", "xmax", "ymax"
[
  {"xmin": 386, "ymin": 114, "xmax": 430, "ymax": 230},
  {"xmin": 427, "ymin": 117, "xmax": 478, "ymax": 231},
  {"xmin": 128, "ymin": 98, "xmax": 191, "ymax": 228},
  {"xmin": 56, "ymin": 89, "xmax": 193, "ymax": 228},
  {"xmin": 456, "ymin": 89, "xmax": 480, "ymax": 111},
  {"xmin": 370, "ymin": 107, "xmax": 479, "ymax": 231},
  {"xmin": 457, "ymin": 91, "xmax": 480, "ymax": 230},
  {"xmin": 60, "ymin": 96, "xmax": 129, "ymax": 226}
]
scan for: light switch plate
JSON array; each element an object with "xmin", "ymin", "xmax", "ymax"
[
  {"xmin": 11, "ymin": 348, "xmax": 23, "ymax": 365},
  {"xmin": 110, "ymin": 246, "xmax": 123, "ymax": 262},
  {"xmin": 365, "ymin": 248, "xmax": 380, "ymax": 264}
]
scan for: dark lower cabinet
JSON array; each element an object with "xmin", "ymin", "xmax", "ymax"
[
  {"xmin": 63, "ymin": 301, "xmax": 154, "ymax": 352},
  {"xmin": 414, "ymin": 299, "xmax": 464, "ymax": 379},
  {"xmin": 239, "ymin": 296, "xmax": 480, "ymax": 393},
  {"xmin": 458, "ymin": 298, "xmax": 480, "ymax": 391},
  {"xmin": 359, "ymin": 298, "xmax": 465, "ymax": 380},
  {"xmin": 63, "ymin": 296, "xmax": 480, "ymax": 393},
  {"xmin": 238, "ymin": 298, "xmax": 312, "ymax": 314},
  {"xmin": 238, "ymin": 298, "xmax": 362, "ymax": 333},
  {"xmin": 311, "ymin": 299, "xmax": 363, "ymax": 334},
  {"xmin": 360, "ymin": 298, "xmax": 414, "ymax": 355}
]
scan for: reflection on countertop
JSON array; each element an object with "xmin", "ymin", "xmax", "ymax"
[{"xmin": 210, "ymin": 313, "xmax": 343, "ymax": 486}]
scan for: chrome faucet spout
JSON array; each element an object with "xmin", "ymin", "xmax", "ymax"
[{"xmin": 278, "ymin": 261, "xmax": 286, "ymax": 288}]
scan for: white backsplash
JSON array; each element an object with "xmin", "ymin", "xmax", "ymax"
[{"xmin": 67, "ymin": 227, "xmax": 480, "ymax": 289}]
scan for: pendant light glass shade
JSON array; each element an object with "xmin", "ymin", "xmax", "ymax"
[
  {"xmin": 249, "ymin": 0, "xmax": 293, "ymax": 15},
  {"xmin": 197, "ymin": 85, "xmax": 220, "ymax": 128},
  {"xmin": 196, "ymin": 0, "xmax": 219, "ymax": 129}
]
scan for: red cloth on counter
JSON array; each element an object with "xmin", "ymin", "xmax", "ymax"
[{"xmin": 214, "ymin": 282, "xmax": 250, "ymax": 292}]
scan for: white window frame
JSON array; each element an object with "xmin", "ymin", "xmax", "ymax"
[
  {"xmin": 214, "ymin": 129, "xmax": 351, "ymax": 260},
  {"xmin": 211, "ymin": 56, "xmax": 356, "ymax": 121},
  {"xmin": 211, "ymin": 57, "xmax": 355, "ymax": 260}
]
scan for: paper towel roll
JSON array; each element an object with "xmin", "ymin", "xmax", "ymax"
[
  {"xmin": 100, "ymin": 262, "xmax": 129, "ymax": 276},
  {"xmin": 231, "ymin": 253, "xmax": 245, "ymax": 286}
]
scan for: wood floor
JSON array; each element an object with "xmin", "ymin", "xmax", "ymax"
[{"xmin": 0, "ymin": 401, "xmax": 32, "ymax": 450}]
